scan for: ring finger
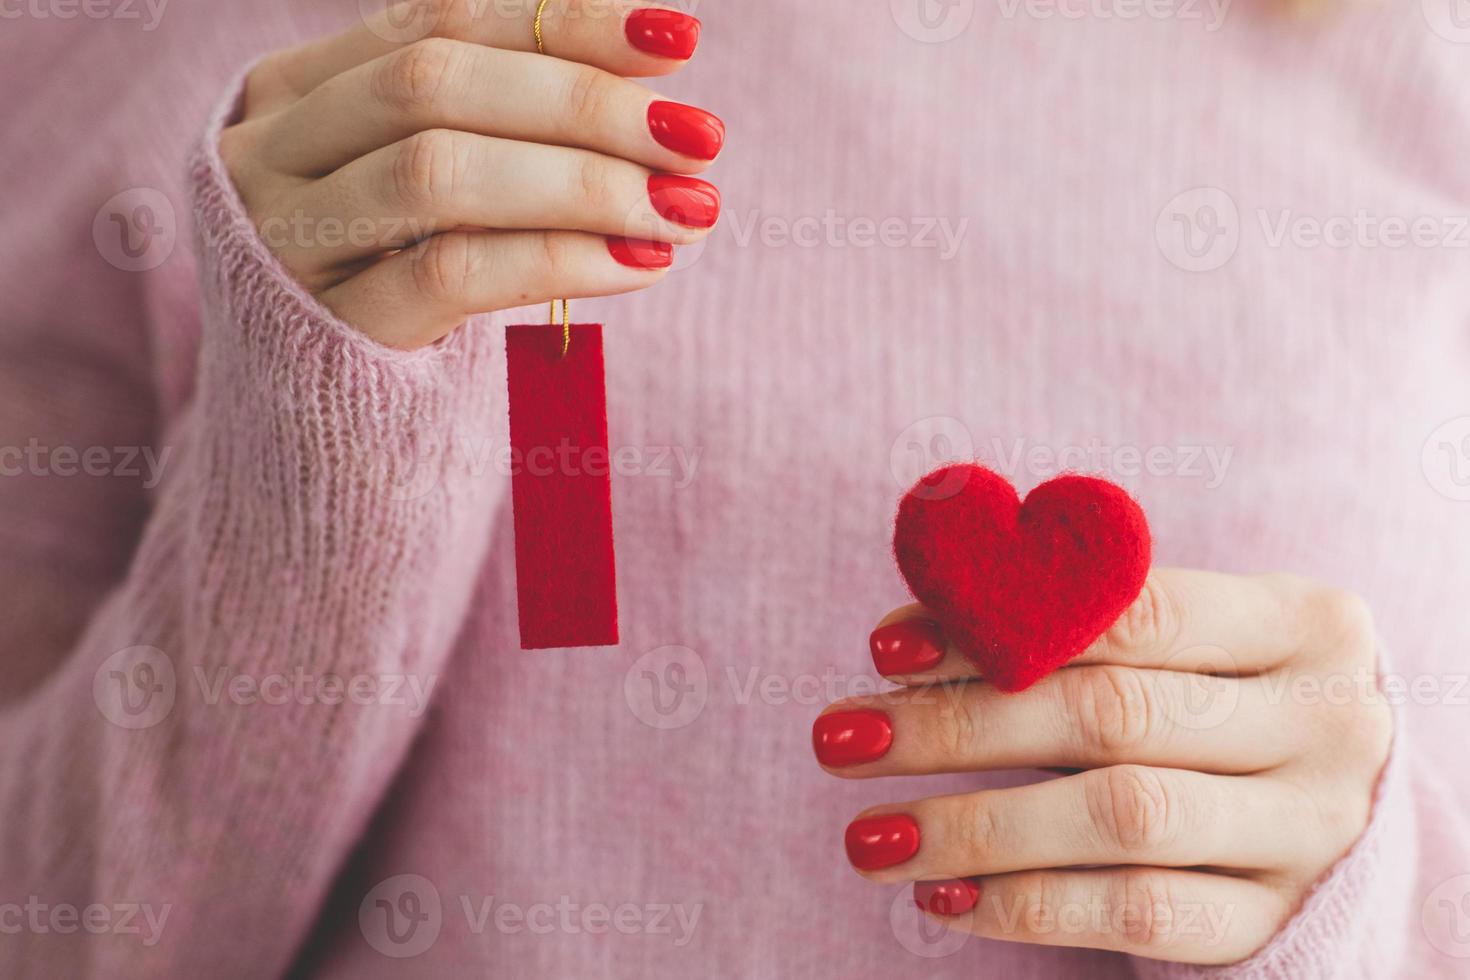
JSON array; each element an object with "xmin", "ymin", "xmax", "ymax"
[
  {"xmin": 814, "ymin": 665, "xmax": 1295, "ymax": 777},
  {"xmin": 268, "ymin": 40, "xmax": 723, "ymax": 176},
  {"xmin": 272, "ymin": 130, "xmax": 717, "ymax": 276},
  {"xmin": 842, "ymin": 766, "xmax": 1326, "ymax": 882}
]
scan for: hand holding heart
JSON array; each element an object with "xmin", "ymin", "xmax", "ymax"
[{"xmin": 813, "ymin": 466, "xmax": 1393, "ymax": 965}]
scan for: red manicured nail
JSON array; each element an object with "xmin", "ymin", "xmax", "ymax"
[
  {"xmin": 914, "ymin": 879, "xmax": 979, "ymax": 917},
  {"xmin": 845, "ymin": 814, "xmax": 920, "ymax": 870},
  {"xmin": 647, "ymin": 100, "xmax": 725, "ymax": 161},
  {"xmin": 812, "ymin": 709, "xmax": 893, "ymax": 768},
  {"xmin": 607, "ymin": 236, "xmax": 673, "ymax": 269},
  {"xmin": 870, "ymin": 619, "xmax": 946, "ymax": 675},
  {"xmin": 648, "ymin": 174, "xmax": 720, "ymax": 229},
  {"xmin": 625, "ymin": 9, "xmax": 701, "ymax": 60}
]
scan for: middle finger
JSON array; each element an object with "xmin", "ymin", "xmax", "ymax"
[
  {"xmin": 842, "ymin": 767, "xmax": 1324, "ymax": 882},
  {"xmin": 813, "ymin": 665, "xmax": 1296, "ymax": 777},
  {"xmin": 269, "ymin": 40, "xmax": 723, "ymax": 176},
  {"xmin": 275, "ymin": 131, "xmax": 717, "ymax": 274}
]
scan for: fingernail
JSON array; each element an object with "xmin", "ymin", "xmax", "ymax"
[
  {"xmin": 648, "ymin": 174, "xmax": 720, "ymax": 229},
  {"xmin": 812, "ymin": 709, "xmax": 893, "ymax": 768},
  {"xmin": 870, "ymin": 619, "xmax": 946, "ymax": 676},
  {"xmin": 914, "ymin": 879, "xmax": 979, "ymax": 917},
  {"xmin": 625, "ymin": 9, "xmax": 701, "ymax": 60},
  {"xmin": 647, "ymin": 100, "xmax": 725, "ymax": 161},
  {"xmin": 845, "ymin": 814, "xmax": 920, "ymax": 870},
  {"xmin": 607, "ymin": 236, "xmax": 673, "ymax": 269}
]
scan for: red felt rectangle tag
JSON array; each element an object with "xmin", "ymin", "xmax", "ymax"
[{"xmin": 505, "ymin": 322, "xmax": 619, "ymax": 649}]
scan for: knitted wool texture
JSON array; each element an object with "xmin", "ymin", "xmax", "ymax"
[{"xmin": 894, "ymin": 464, "xmax": 1151, "ymax": 691}]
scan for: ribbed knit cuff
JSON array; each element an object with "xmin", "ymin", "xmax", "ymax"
[
  {"xmin": 182, "ymin": 64, "xmax": 508, "ymax": 667},
  {"xmin": 188, "ymin": 63, "xmax": 498, "ymax": 440}
]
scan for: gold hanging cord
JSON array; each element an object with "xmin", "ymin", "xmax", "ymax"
[{"xmin": 535, "ymin": 0, "xmax": 571, "ymax": 357}]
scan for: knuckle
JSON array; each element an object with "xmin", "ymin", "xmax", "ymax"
[
  {"xmin": 564, "ymin": 66, "xmax": 616, "ymax": 134},
  {"xmin": 1357, "ymin": 698, "xmax": 1395, "ymax": 765},
  {"xmin": 391, "ymin": 129, "xmax": 463, "ymax": 210},
  {"xmin": 218, "ymin": 124, "xmax": 254, "ymax": 186},
  {"xmin": 1256, "ymin": 570, "xmax": 1310, "ymax": 595},
  {"xmin": 1297, "ymin": 776, "xmax": 1370, "ymax": 862},
  {"xmin": 931, "ymin": 691, "xmax": 982, "ymax": 760},
  {"xmin": 1331, "ymin": 691, "xmax": 1395, "ymax": 784},
  {"xmin": 1015, "ymin": 877, "xmax": 1068, "ymax": 941},
  {"xmin": 410, "ymin": 233, "xmax": 476, "ymax": 304},
  {"xmin": 1114, "ymin": 869, "xmax": 1179, "ymax": 949},
  {"xmin": 375, "ymin": 38, "xmax": 458, "ymax": 115},
  {"xmin": 536, "ymin": 232, "xmax": 577, "ymax": 284},
  {"xmin": 218, "ymin": 124, "xmax": 285, "ymax": 247},
  {"xmin": 1070, "ymin": 666, "xmax": 1158, "ymax": 758},
  {"xmin": 1102, "ymin": 576, "xmax": 1179, "ymax": 660},
  {"xmin": 954, "ymin": 795, "xmax": 1005, "ymax": 867},
  {"xmin": 1087, "ymin": 765, "xmax": 1177, "ymax": 854},
  {"xmin": 242, "ymin": 51, "xmax": 298, "ymax": 110},
  {"xmin": 1310, "ymin": 586, "xmax": 1377, "ymax": 658},
  {"xmin": 572, "ymin": 154, "xmax": 614, "ymax": 211}
]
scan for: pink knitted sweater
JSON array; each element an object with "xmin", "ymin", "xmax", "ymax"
[{"xmin": 3, "ymin": 0, "xmax": 1469, "ymax": 977}]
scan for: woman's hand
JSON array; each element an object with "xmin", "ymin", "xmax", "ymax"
[
  {"xmin": 219, "ymin": 0, "xmax": 722, "ymax": 349},
  {"xmin": 813, "ymin": 569, "xmax": 1394, "ymax": 965}
]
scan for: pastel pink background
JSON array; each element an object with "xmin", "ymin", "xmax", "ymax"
[{"xmin": 2, "ymin": 0, "xmax": 1470, "ymax": 976}]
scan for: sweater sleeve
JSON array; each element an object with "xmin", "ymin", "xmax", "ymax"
[
  {"xmin": 0, "ymin": 70, "xmax": 508, "ymax": 978},
  {"xmin": 1129, "ymin": 656, "xmax": 1423, "ymax": 980}
]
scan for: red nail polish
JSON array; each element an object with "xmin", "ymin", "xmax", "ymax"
[
  {"xmin": 813, "ymin": 709, "xmax": 893, "ymax": 768},
  {"xmin": 647, "ymin": 100, "xmax": 725, "ymax": 161},
  {"xmin": 845, "ymin": 814, "xmax": 920, "ymax": 870},
  {"xmin": 870, "ymin": 619, "xmax": 946, "ymax": 676},
  {"xmin": 607, "ymin": 236, "xmax": 673, "ymax": 269},
  {"xmin": 625, "ymin": 9, "xmax": 701, "ymax": 60},
  {"xmin": 914, "ymin": 879, "xmax": 979, "ymax": 917},
  {"xmin": 648, "ymin": 174, "xmax": 720, "ymax": 229}
]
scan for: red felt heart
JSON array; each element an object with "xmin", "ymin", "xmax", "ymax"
[{"xmin": 892, "ymin": 463, "xmax": 1151, "ymax": 692}]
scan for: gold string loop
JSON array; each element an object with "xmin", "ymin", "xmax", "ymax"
[
  {"xmin": 548, "ymin": 299, "xmax": 570, "ymax": 357},
  {"xmin": 535, "ymin": 0, "xmax": 570, "ymax": 358}
]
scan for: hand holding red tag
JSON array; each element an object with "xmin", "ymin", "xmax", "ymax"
[
  {"xmin": 218, "ymin": 0, "xmax": 723, "ymax": 351},
  {"xmin": 502, "ymin": 0, "xmax": 723, "ymax": 648}
]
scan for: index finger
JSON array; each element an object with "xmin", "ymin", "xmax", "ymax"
[
  {"xmin": 870, "ymin": 569, "xmax": 1311, "ymax": 685},
  {"xmin": 266, "ymin": 0, "xmax": 700, "ymax": 101}
]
